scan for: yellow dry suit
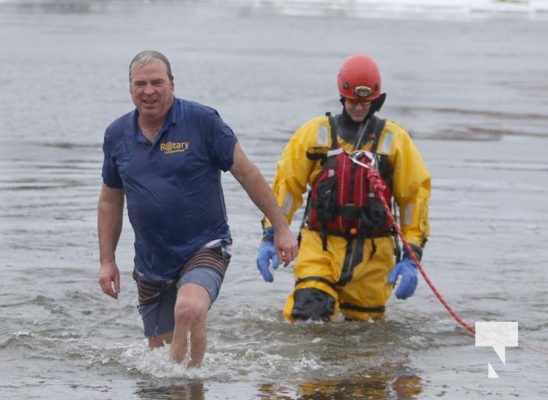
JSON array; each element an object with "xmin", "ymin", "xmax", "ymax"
[{"xmin": 266, "ymin": 113, "xmax": 431, "ymax": 322}]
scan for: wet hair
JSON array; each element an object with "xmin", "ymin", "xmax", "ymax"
[{"xmin": 129, "ymin": 50, "xmax": 174, "ymax": 82}]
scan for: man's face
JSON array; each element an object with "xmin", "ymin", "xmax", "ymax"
[
  {"xmin": 130, "ymin": 60, "xmax": 174, "ymax": 122},
  {"xmin": 343, "ymin": 98, "xmax": 371, "ymax": 123}
]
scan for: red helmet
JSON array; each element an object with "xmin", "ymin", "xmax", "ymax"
[{"xmin": 337, "ymin": 54, "xmax": 382, "ymax": 101}]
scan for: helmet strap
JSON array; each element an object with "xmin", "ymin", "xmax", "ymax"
[{"xmin": 369, "ymin": 93, "xmax": 386, "ymax": 116}]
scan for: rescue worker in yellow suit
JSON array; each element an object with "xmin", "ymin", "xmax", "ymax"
[{"xmin": 256, "ymin": 54, "xmax": 431, "ymax": 322}]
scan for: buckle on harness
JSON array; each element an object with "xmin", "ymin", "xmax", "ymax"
[{"xmin": 349, "ymin": 150, "xmax": 376, "ymax": 169}]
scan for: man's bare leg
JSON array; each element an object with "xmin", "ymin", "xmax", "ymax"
[{"xmin": 170, "ymin": 283, "xmax": 210, "ymax": 366}]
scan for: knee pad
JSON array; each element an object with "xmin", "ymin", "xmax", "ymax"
[{"xmin": 291, "ymin": 288, "xmax": 335, "ymax": 321}]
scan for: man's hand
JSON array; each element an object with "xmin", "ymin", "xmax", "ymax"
[
  {"xmin": 273, "ymin": 227, "xmax": 298, "ymax": 267},
  {"xmin": 98, "ymin": 261, "xmax": 121, "ymax": 299}
]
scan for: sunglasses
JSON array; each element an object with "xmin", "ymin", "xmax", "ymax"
[{"xmin": 345, "ymin": 98, "xmax": 372, "ymax": 107}]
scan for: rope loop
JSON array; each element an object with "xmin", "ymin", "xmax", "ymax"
[
  {"xmin": 340, "ymin": 152, "xmax": 548, "ymax": 355},
  {"xmin": 361, "ymin": 157, "xmax": 476, "ymax": 334}
]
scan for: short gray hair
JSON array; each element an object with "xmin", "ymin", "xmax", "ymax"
[{"xmin": 129, "ymin": 50, "xmax": 174, "ymax": 82}]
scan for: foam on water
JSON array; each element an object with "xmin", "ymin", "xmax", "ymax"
[
  {"xmin": 245, "ymin": 0, "xmax": 548, "ymax": 18},
  {"xmin": 1, "ymin": 0, "xmax": 548, "ymax": 19}
]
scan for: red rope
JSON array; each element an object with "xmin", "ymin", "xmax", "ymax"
[
  {"xmin": 366, "ymin": 166, "xmax": 548, "ymax": 357},
  {"xmin": 343, "ymin": 153, "xmax": 548, "ymax": 355},
  {"xmin": 366, "ymin": 167, "xmax": 476, "ymax": 335}
]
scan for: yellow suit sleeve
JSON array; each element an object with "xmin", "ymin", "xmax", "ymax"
[
  {"xmin": 378, "ymin": 120, "xmax": 431, "ymax": 248},
  {"xmin": 263, "ymin": 116, "xmax": 331, "ymax": 229}
]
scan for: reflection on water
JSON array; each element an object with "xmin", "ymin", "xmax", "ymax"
[
  {"xmin": 298, "ymin": 374, "xmax": 422, "ymax": 399},
  {"xmin": 131, "ymin": 369, "xmax": 423, "ymax": 400},
  {"xmin": 135, "ymin": 380, "xmax": 206, "ymax": 400}
]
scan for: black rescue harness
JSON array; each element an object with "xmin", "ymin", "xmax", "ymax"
[{"xmin": 303, "ymin": 113, "xmax": 397, "ymax": 286}]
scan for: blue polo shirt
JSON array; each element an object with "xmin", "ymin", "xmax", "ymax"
[{"xmin": 102, "ymin": 98, "xmax": 237, "ymax": 282}]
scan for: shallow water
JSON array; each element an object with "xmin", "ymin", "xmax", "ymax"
[{"xmin": 1, "ymin": 1, "xmax": 548, "ymax": 399}]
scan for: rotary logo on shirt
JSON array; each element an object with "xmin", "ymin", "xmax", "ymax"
[{"xmin": 160, "ymin": 141, "xmax": 190, "ymax": 154}]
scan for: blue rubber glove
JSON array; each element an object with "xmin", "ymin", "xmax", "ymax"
[
  {"xmin": 256, "ymin": 229, "xmax": 279, "ymax": 282},
  {"xmin": 387, "ymin": 245, "xmax": 421, "ymax": 299},
  {"xmin": 388, "ymin": 259, "xmax": 418, "ymax": 299}
]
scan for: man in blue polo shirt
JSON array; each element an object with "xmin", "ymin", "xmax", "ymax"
[{"xmin": 98, "ymin": 50, "xmax": 298, "ymax": 367}]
